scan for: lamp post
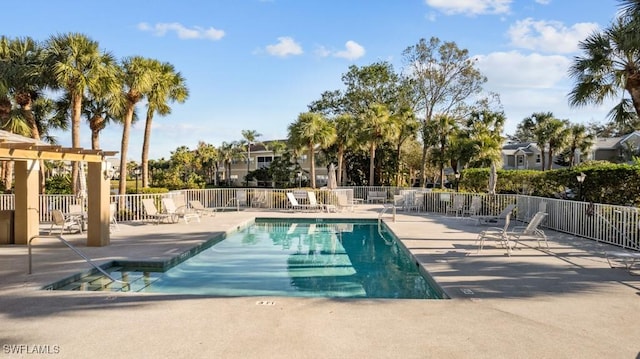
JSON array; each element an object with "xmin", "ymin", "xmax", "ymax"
[
  {"xmin": 576, "ymin": 172, "xmax": 586, "ymax": 201},
  {"xmin": 297, "ymin": 171, "xmax": 302, "ymax": 188},
  {"xmin": 454, "ymin": 172, "xmax": 460, "ymax": 192},
  {"xmin": 134, "ymin": 167, "xmax": 141, "ymax": 194}
]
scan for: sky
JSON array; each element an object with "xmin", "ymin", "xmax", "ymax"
[{"xmin": 2, "ymin": 0, "xmax": 623, "ymax": 161}]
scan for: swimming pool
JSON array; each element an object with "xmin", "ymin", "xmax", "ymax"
[{"xmin": 47, "ymin": 219, "xmax": 446, "ymax": 299}]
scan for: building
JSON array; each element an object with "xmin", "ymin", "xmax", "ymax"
[
  {"xmin": 225, "ymin": 140, "xmax": 330, "ymax": 187},
  {"xmin": 502, "ymin": 142, "xmax": 542, "ymax": 170}
]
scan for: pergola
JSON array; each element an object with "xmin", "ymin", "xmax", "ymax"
[{"xmin": 0, "ymin": 130, "xmax": 117, "ymax": 247}]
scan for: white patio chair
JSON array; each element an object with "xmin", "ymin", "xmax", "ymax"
[
  {"xmin": 188, "ymin": 200, "xmax": 217, "ymax": 216},
  {"xmin": 49, "ymin": 210, "xmax": 82, "ymax": 235},
  {"xmin": 162, "ymin": 197, "xmax": 200, "ymax": 224},
  {"xmin": 446, "ymin": 195, "xmax": 465, "ymax": 217},
  {"xmin": 475, "ymin": 212, "xmax": 513, "ymax": 255},
  {"xmin": 472, "ymin": 203, "xmax": 516, "ymax": 225},
  {"xmin": 507, "ymin": 211, "xmax": 549, "ymax": 249},
  {"xmin": 307, "ymin": 191, "xmax": 327, "ymax": 212},
  {"xmin": 141, "ymin": 198, "xmax": 173, "ymax": 225}
]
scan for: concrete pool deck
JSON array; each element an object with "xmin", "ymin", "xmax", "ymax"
[{"xmin": 0, "ymin": 205, "xmax": 639, "ymax": 358}]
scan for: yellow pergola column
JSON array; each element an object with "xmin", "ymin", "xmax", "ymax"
[
  {"xmin": 86, "ymin": 161, "xmax": 110, "ymax": 247},
  {"xmin": 14, "ymin": 160, "xmax": 39, "ymax": 245}
]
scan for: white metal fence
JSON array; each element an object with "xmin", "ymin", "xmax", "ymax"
[{"xmin": 1, "ymin": 186, "xmax": 638, "ymax": 251}]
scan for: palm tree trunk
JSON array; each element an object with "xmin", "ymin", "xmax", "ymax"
[
  {"xmin": 308, "ymin": 144, "xmax": 316, "ymax": 188},
  {"xmin": 21, "ymin": 101, "xmax": 46, "ymax": 194},
  {"xmin": 337, "ymin": 146, "xmax": 344, "ymax": 186},
  {"xmin": 369, "ymin": 144, "xmax": 376, "ymax": 186},
  {"xmin": 71, "ymin": 93, "xmax": 82, "ymax": 195},
  {"xmin": 141, "ymin": 110, "xmax": 154, "ymax": 188},
  {"xmin": 3, "ymin": 162, "xmax": 12, "ymax": 193},
  {"xmin": 118, "ymin": 105, "xmax": 135, "ymax": 195}
]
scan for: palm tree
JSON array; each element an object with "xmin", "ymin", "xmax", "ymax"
[
  {"xmin": 546, "ymin": 119, "xmax": 571, "ymax": 170},
  {"xmin": 288, "ymin": 112, "xmax": 335, "ymax": 188},
  {"xmin": 331, "ymin": 113, "xmax": 359, "ymax": 186},
  {"xmin": 466, "ymin": 110, "xmax": 505, "ymax": 168},
  {"xmin": 427, "ymin": 114, "xmax": 459, "ymax": 188},
  {"xmin": 522, "ymin": 112, "xmax": 554, "ymax": 171},
  {"xmin": 390, "ymin": 106, "xmax": 419, "ymax": 186},
  {"xmin": 568, "ymin": 16, "xmax": 640, "ymax": 127},
  {"xmin": 567, "ymin": 124, "xmax": 595, "ymax": 166},
  {"xmin": 141, "ymin": 61, "xmax": 189, "ymax": 188},
  {"xmin": 240, "ymin": 129, "xmax": 262, "ymax": 187},
  {"xmin": 45, "ymin": 33, "xmax": 114, "ymax": 194},
  {"xmin": 359, "ymin": 103, "xmax": 398, "ymax": 186},
  {"xmin": 116, "ymin": 56, "xmax": 155, "ymax": 195}
]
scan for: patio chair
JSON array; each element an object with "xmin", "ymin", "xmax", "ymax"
[
  {"xmin": 188, "ymin": 200, "xmax": 217, "ymax": 217},
  {"xmin": 49, "ymin": 209, "xmax": 83, "ymax": 235},
  {"xmin": 446, "ymin": 195, "xmax": 465, "ymax": 217},
  {"xmin": 141, "ymin": 198, "xmax": 174, "ymax": 224},
  {"xmin": 475, "ymin": 212, "xmax": 513, "ymax": 255},
  {"xmin": 462, "ymin": 196, "xmax": 482, "ymax": 218},
  {"xmin": 471, "ymin": 203, "xmax": 516, "ymax": 225},
  {"xmin": 307, "ymin": 191, "xmax": 328, "ymax": 212},
  {"xmin": 286, "ymin": 192, "xmax": 316, "ymax": 212},
  {"xmin": 162, "ymin": 197, "xmax": 200, "ymax": 224},
  {"xmin": 506, "ymin": 211, "xmax": 549, "ymax": 249}
]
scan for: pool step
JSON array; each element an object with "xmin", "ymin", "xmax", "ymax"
[{"xmin": 56, "ymin": 269, "xmax": 164, "ymax": 292}]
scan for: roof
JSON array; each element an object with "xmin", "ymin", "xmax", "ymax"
[
  {"xmin": 502, "ymin": 142, "xmax": 539, "ymax": 155},
  {"xmin": 0, "ymin": 130, "xmax": 117, "ymax": 163}
]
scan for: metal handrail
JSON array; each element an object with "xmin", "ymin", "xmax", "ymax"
[
  {"xmin": 28, "ymin": 235, "xmax": 129, "ymax": 289},
  {"xmin": 378, "ymin": 203, "xmax": 396, "ymax": 223}
]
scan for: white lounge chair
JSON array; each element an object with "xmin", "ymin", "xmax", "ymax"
[
  {"xmin": 286, "ymin": 192, "xmax": 316, "ymax": 212},
  {"xmin": 472, "ymin": 203, "xmax": 516, "ymax": 225},
  {"xmin": 141, "ymin": 198, "xmax": 173, "ymax": 224},
  {"xmin": 507, "ymin": 211, "xmax": 549, "ymax": 249},
  {"xmin": 49, "ymin": 209, "xmax": 83, "ymax": 235},
  {"xmin": 162, "ymin": 197, "xmax": 200, "ymax": 224},
  {"xmin": 188, "ymin": 200, "xmax": 217, "ymax": 216},
  {"xmin": 446, "ymin": 195, "xmax": 465, "ymax": 217},
  {"xmin": 475, "ymin": 212, "xmax": 513, "ymax": 254},
  {"xmin": 463, "ymin": 196, "xmax": 482, "ymax": 219},
  {"xmin": 307, "ymin": 191, "xmax": 328, "ymax": 212}
]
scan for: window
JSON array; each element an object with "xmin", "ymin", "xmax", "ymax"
[
  {"xmin": 257, "ymin": 156, "xmax": 273, "ymax": 169},
  {"xmin": 535, "ymin": 154, "xmax": 541, "ymax": 163}
]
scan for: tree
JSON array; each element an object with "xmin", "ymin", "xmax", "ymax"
[
  {"xmin": 116, "ymin": 56, "xmax": 155, "ymax": 195},
  {"xmin": 241, "ymin": 129, "xmax": 262, "ymax": 187},
  {"xmin": 331, "ymin": 113, "xmax": 359, "ymax": 186},
  {"xmin": 402, "ymin": 37, "xmax": 487, "ymax": 187},
  {"xmin": 426, "ymin": 114, "xmax": 459, "ymax": 188},
  {"xmin": 465, "ymin": 110, "xmax": 505, "ymax": 169},
  {"xmin": 45, "ymin": 32, "xmax": 113, "ymax": 194},
  {"xmin": 521, "ymin": 112, "xmax": 555, "ymax": 171},
  {"xmin": 288, "ymin": 112, "xmax": 335, "ymax": 188},
  {"xmin": 545, "ymin": 119, "xmax": 571, "ymax": 170},
  {"xmin": 358, "ymin": 103, "xmax": 398, "ymax": 185},
  {"xmin": 566, "ymin": 124, "xmax": 595, "ymax": 166},
  {"xmin": 568, "ymin": 15, "xmax": 640, "ymax": 130},
  {"xmin": 141, "ymin": 61, "xmax": 189, "ymax": 188}
]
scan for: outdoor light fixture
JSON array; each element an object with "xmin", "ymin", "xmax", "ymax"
[
  {"xmin": 576, "ymin": 172, "xmax": 586, "ymax": 201},
  {"xmin": 454, "ymin": 172, "xmax": 460, "ymax": 192},
  {"xmin": 576, "ymin": 172, "xmax": 586, "ymax": 183}
]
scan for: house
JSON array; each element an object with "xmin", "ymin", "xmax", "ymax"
[
  {"xmin": 501, "ymin": 131, "xmax": 640, "ymax": 171},
  {"xmin": 502, "ymin": 142, "xmax": 542, "ymax": 170},
  {"xmin": 225, "ymin": 140, "xmax": 330, "ymax": 187},
  {"xmin": 590, "ymin": 131, "xmax": 640, "ymax": 162}
]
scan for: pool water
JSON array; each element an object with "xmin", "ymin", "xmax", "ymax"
[{"xmin": 51, "ymin": 220, "xmax": 445, "ymax": 299}]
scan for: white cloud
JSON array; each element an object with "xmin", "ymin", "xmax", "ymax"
[
  {"xmin": 333, "ymin": 41, "xmax": 366, "ymax": 60},
  {"xmin": 425, "ymin": 0, "xmax": 512, "ymax": 16},
  {"xmin": 507, "ymin": 18, "xmax": 599, "ymax": 53},
  {"xmin": 475, "ymin": 51, "xmax": 570, "ymax": 89},
  {"xmin": 535, "ymin": 0, "xmax": 551, "ymax": 4},
  {"xmin": 265, "ymin": 37, "xmax": 303, "ymax": 57},
  {"xmin": 137, "ymin": 22, "xmax": 225, "ymax": 40},
  {"xmin": 315, "ymin": 41, "xmax": 366, "ymax": 61}
]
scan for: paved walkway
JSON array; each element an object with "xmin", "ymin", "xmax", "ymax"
[{"xmin": 0, "ymin": 205, "xmax": 639, "ymax": 358}]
